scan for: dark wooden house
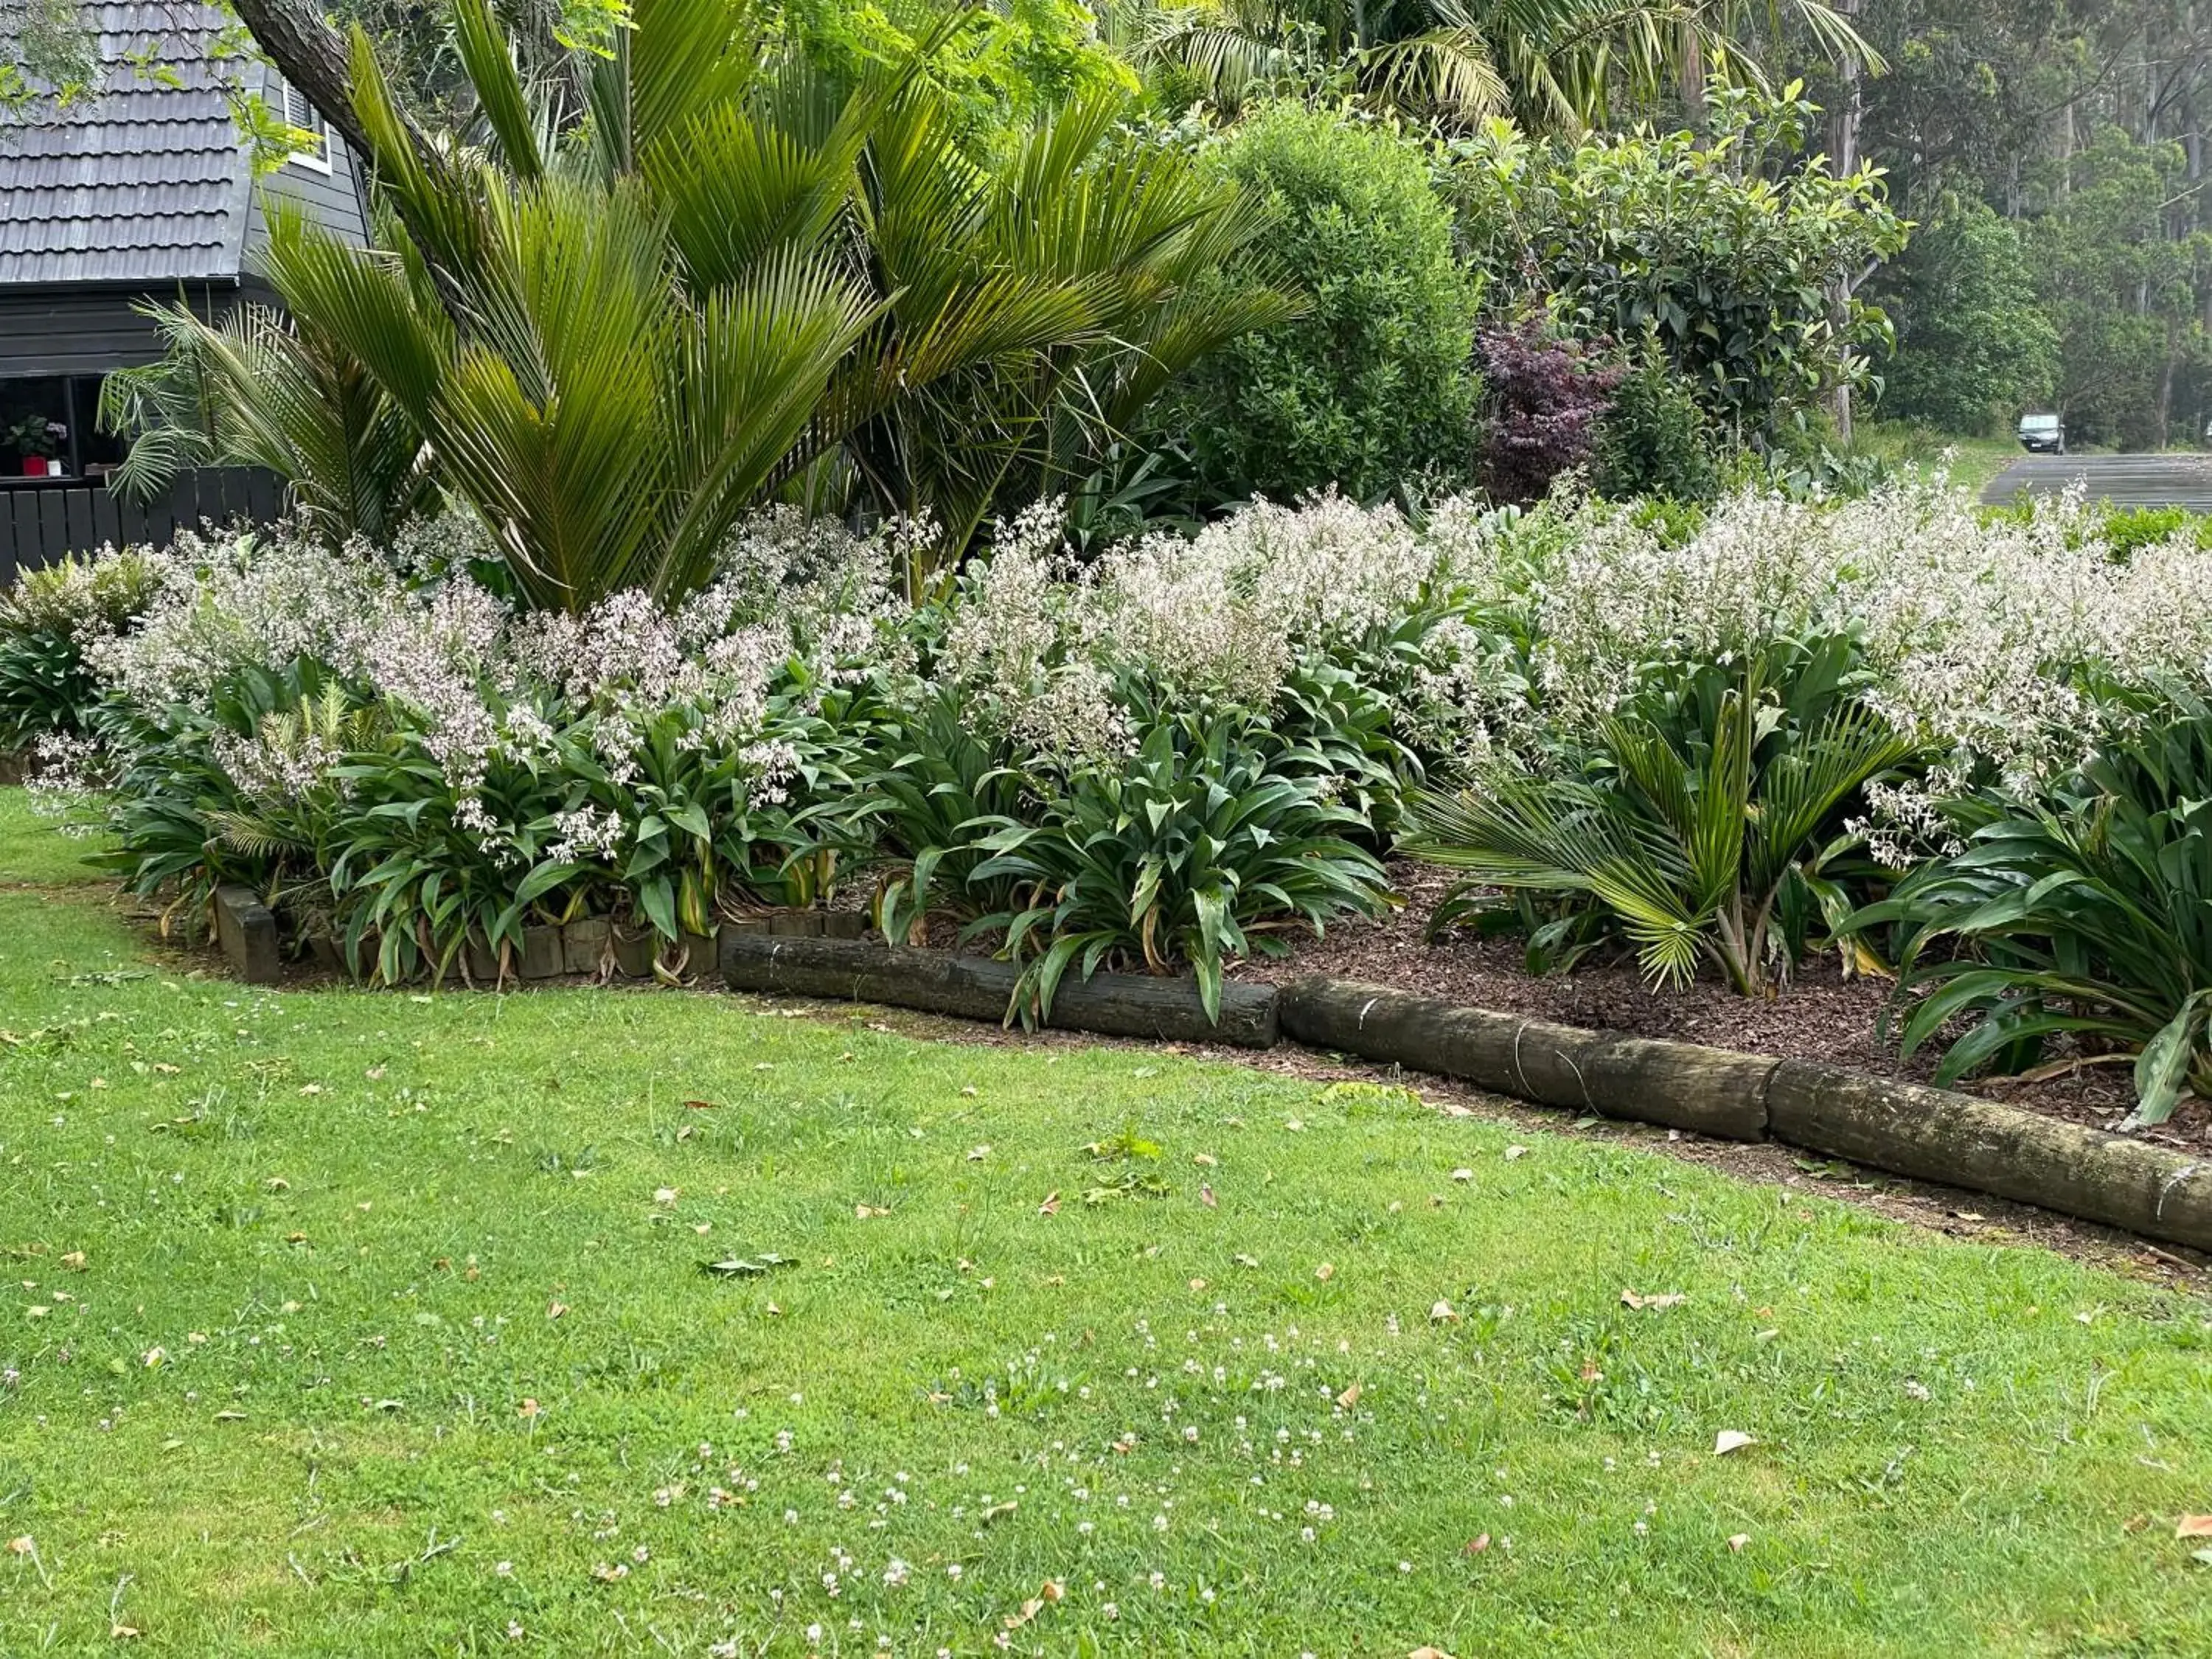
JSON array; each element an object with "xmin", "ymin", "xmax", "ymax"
[{"xmin": 0, "ymin": 1, "xmax": 368, "ymax": 574}]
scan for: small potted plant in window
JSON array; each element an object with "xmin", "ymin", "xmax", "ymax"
[{"xmin": 6, "ymin": 414, "xmax": 59, "ymax": 476}]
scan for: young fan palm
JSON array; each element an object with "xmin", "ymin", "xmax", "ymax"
[{"xmin": 1403, "ymin": 641, "xmax": 1919, "ymax": 995}]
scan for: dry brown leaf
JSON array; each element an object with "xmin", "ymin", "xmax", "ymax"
[
  {"xmin": 60, "ymin": 1251, "xmax": 85, "ymax": 1270},
  {"xmin": 518, "ymin": 1397, "xmax": 542, "ymax": 1419},
  {"xmin": 1004, "ymin": 1598, "xmax": 1044, "ymax": 1632},
  {"xmin": 1315, "ymin": 1263, "xmax": 1335, "ymax": 1281},
  {"xmin": 1430, "ymin": 1300, "xmax": 1458, "ymax": 1324},
  {"xmin": 546, "ymin": 1301, "xmax": 568, "ymax": 1320},
  {"xmin": 1503, "ymin": 1145, "xmax": 1528, "ymax": 1161},
  {"xmin": 1200, "ymin": 1184, "xmax": 1217, "ymax": 1208},
  {"xmin": 1408, "ymin": 1647, "xmax": 1458, "ymax": 1659},
  {"xmin": 1038, "ymin": 1192, "xmax": 1060, "ymax": 1217},
  {"xmin": 854, "ymin": 1204, "xmax": 890, "ymax": 1220},
  {"xmin": 2177, "ymin": 1514, "xmax": 2212, "ymax": 1538},
  {"xmin": 1714, "ymin": 1430, "xmax": 1754, "ymax": 1455},
  {"xmin": 1727, "ymin": 1534, "xmax": 1750, "ymax": 1552},
  {"xmin": 1621, "ymin": 1290, "xmax": 1686, "ymax": 1311},
  {"xmin": 1461, "ymin": 1534, "xmax": 1489, "ymax": 1554},
  {"xmin": 682, "ymin": 1099, "xmax": 719, "ymax": 1110},
  {"xmin": 1336, "ymin": 1382, "xmax": 1361, "ymax": 1410},
  {"xmin": 110, "ymin": 1623, "xmax": 141, "ymax": 1639},
  {"xmin": 1193, "ymin": 1152, "xmax": 1217, "ymax": 1166}
]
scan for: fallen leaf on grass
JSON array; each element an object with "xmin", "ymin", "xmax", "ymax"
[
  {"xmin": 1314, "ymin": 1262, "xmax": 1335, "ymax": 1281},
  {"xmin": 1621, "ymin": 1290, "xmax": 1686, "ymax": 1310},
  {"xmin": 1200, "ymin": 1184, "xmax": 1217, "ymax": 1208},
  {"xmin": 1408, "ymin": 1647, "xmax": 1458, "ymax": 1658},
  {"xmin": 1233, "ymin": 1253, "xmax": 1259, "ymax": 1268},
  {"xmin": 547, "ymin": 1301, "xmax": 568, "ymax": 1320},
  {"xmin": 1450, "ymin": 1168, "xmax": 1474, "ymax": 1183},
  {"xmin": 1004, "ymin": 1580, "xmax": 1064, "ymax": 1631},
  {"xmin": 1038, "ymin": 1192, "xmax": 1060, "ymax": 1217},
  {"xmin": 110, "ymin": 1623, "xmax": 141, "ymax": 1639},
  {"xmin": 853, "ymin": 1204, "xmax": 891, "ymax": 1220},
  {"xmin": 1336, "ymin": 1382, "xmax": 1361, "ymax": 1410},
  {"xmin": 1430, "ymin": 1300, "xmax": 1458, "ymax": 1324},
  {"xmin": 682, "ymin": 1099, "xmax": 720, "ymax": 1111},
  {"xmin": 60, "ymin": 1252, "xmax": 85, "ymax": 1270},
  {"xmin": 967, "ymin": 1145, "xmax": 991, "ymax": 1161},
  {"xmin": 1461, "ymin": 1534, "xmax": 1489, "ymax": 1554},
  {"xmin": 981, "ymin": 1500, "xmax": 1019, "ymax": 1524},
  {"xmin": 518, "ymin": 1398, "xmax": 541, "ymax": 1419},
  {"xmin": 1503, "ymin": 1145, "xmax": 1528, "ymax": 1161},
  {"xmin": 1727, "ymin": 1534, "xmax": 1750, "ymax": 1552},
  {"xmin": 1193, "ymin": 1152, "xmax": 1217, "ymax": 1166},
  {"xmin": 2177, "ymin": 1515, "xmax": 2212, "ymax": 1538},
  {"xmin": 701, "ymin": 1253, "xmax": 794, "ymax": 1277},
  {"xmin": 1714, "ymin": 1430, "xmax": 1754, "ymax": 1455}
]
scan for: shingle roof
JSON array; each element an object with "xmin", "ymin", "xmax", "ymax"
[{"xmin": 0, "ymin": 3, "xmax": 256, "ymax": 287}]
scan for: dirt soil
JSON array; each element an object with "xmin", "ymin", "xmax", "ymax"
[{"xmin": 1242, "ymin": 860, "xmax": 2212, "ymax": 1162}]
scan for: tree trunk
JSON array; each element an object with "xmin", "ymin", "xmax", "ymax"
[{"xmin": 1828, "ymin": 0, "xmax": 1864, "ymax": 445}]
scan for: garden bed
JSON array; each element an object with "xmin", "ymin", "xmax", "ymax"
[{"xmin": 1248, "ymin": 859, "xmax": 2212, "ymax": 1158}]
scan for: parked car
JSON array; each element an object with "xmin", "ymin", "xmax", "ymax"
[{"xmin": 2017, "ymin": 411, "xmax": 2066, "ymax": 454}]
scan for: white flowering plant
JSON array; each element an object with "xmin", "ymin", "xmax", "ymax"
[
  {"xmin": 0, "ymin": 549, "xmax": 157, "ymax": 751},
  {"xmin": 1854, "ymin": 687, "xmax": 2212, "ymax": 1124}
]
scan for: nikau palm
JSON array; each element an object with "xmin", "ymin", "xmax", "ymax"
[{"xmin": 125, "ymin": 0, "xmax": 1292, "ymax": 612}]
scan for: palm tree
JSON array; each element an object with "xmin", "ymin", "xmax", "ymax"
[
  {"xmin": 1099, "ymin": 0, "xmax": 1879, "ymax": 135},
  {"xmin": 136, "ymin": 0, "xmax": 1293, "ymax": 611}
]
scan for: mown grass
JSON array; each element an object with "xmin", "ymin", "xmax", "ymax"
[{"xmin": 0, "ymin": 787, "xmax": 2209, "ymax": 1655}]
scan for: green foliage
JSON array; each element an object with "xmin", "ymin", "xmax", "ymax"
[
  {"xmin": 1154, "ymin": 101, "xmax": 1478, "ymax": 506},
  {"xmin": 967, "ymin": 700, "xmax": 1394, "ymax": 1023},
  {"xmin": 1100, "ymin": 0, "xmax": 1877, "ymax": 136},
  {"xmin": 2095, "ymin": 505, "xmax": 2212, "ymax": 560},
  {"xmin": 111, "ymin": 0, "xmax": 1288, "ymax": 611},
  {"xmin": 1592, "ymin": 336, "xmax": 1720, "ymax": 504},
  {"xmin": 1405, "ymin": 640, "xmax": 1920, "ymax": 995},
  {"xmin": 1853, "ymin": 694, "xmax": 2212, "ymax": 1127},
  {"xmin": 0, "ymin": 553, "xmax": 156, "ymax": 751},
  {"xmin": 2028, "ymin": 125, "xmax": 2212, "ymax": 451},
  {"xmin": 1446, "ymin": 82, "xmax": 1910, "ymax": 438},
  {"xmin": 97, "ymin": 262, "xmax": 437, "ymax": 543},
  {"xmin": 1871, "ymin": 198, "xmax": 2056, "ymax": 437}
]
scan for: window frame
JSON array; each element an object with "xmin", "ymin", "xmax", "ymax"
[{"xmin": 275, "ymin": 74, "xmax": 333, "ymax": 174}]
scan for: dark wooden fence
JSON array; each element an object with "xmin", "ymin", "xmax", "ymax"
[{"xmin": 0, "ymin": 468, "xmax": 285, "ymax": 585}]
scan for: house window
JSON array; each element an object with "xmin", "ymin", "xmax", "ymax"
[{"xmin": 275, "ymin": 74, "xmax": 332, "ymax": 172}]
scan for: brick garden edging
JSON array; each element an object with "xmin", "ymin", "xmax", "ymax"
[{"xmin": 204, "ymin": 904, "xmax": 2212, "ymax": 1253}]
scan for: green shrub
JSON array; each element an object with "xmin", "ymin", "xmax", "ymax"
[
  {"xmin": 1853, "ymin": 692, "xmax": 2212, "ymax": 1127},
  {"xmin": 0, "ymin": 552, "xmax": 156, "ymax": 751},
  {"xmin": 2095, "ymin": 505, "xmax": 2212, "ymax": 561},
  {"xmin": 1157, "ymin": 102, "xmax": 1480, "ymax": 506},
  {"xmin": 1592, "ymin": 341, "xmax": 1720, "ymax": 504}
]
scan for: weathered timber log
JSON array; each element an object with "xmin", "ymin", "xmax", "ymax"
[
  {"xmin": 212, "ymin": 886, "xmax": 282, "ymax": 985},
  {"xmin": 1277, "ymin": 978, "xmax": 1772, "ymax": 1141},
  {"xmin": 1767, "ymin": 1060, "xmax": 2212, "ymax": 1252},
  {"xmin": 518, "ymin": 924, "xmax": 565, "ymax": 981},
  {"xmin": 720, "ymin": 932, "xmax": 1278, "ymax": 1048},
  {"xmin": 563, "ymin": 918, "xmax": 611, "ymax": 975}
]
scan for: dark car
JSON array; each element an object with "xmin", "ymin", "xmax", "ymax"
[{"xmin": 2017, "ymin": 412, "xmax": 2066, "ymax": 454}]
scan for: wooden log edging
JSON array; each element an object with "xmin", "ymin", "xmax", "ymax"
[
  {"xmin": 1279, "ymin": 975, "xmax": 2212, "ymax": 1254},
  {"xmin": 718, "ymin": 931, "xmax": 1279, "ymax": 1049}
]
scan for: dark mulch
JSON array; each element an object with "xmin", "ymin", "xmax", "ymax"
[{"xmin": 1247, "ymin": 860, "xmax": 2212, "ymax": 1160}]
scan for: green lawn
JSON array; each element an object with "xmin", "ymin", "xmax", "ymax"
[{"xmin": 1, "ymin": 790, "xmax": 2209, "ymax": 1655}]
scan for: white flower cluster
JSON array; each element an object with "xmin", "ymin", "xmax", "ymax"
[
  {"xmin": 80, "ymin": 507, "xmax": 911, "ymax": 822},
  {"xmin": 1458, "ymin": 477, "xmax": 2212, "ymax": 855},
  {"xmin": 939, "ymin": 492, "xmax": 1461, "ymax": 757}
]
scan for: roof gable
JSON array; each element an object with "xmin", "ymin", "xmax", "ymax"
[{"xmin": 0, "ymin": 3, "xmax": 255, "ymax": 288}]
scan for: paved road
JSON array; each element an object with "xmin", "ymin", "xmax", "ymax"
[{"xmin": 1980, "ymin": 452, "xmax": 2212, "ymax": 510}]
